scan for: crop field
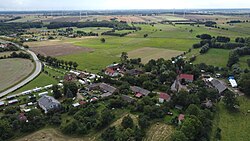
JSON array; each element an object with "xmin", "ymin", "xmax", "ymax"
[
  {"xmin": 143, "ymin": 123, "xmax": 174, "ymax": 141},
  {"xmin": 0, "ymin": 59, "xmax": 34, "ymax": 92},
  {"xmin": 14, "ymin": 128, "xmax": 94, "ymax": 141},
  {"xmin": 211, "ymin": 96, "xmax": 250, "ymax": 141},
  {"xmin": 30, "ymin": 43, "xmax": 94, "ymax": 57},
  {"xmin": 128, "ymin": 47, "xmax": 183, "ymax": 63},
  {"xmin": 193, "ymin": 49, "xmax": 230, "ymax": 67}
]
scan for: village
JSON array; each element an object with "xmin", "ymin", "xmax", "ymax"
[{"xmin": 0, "ymin": 52, "xmax": 240, "ymax": 127}]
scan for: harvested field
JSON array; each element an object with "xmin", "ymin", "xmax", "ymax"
[
  {"xmin": 143, "ymin": 123, "xmax": 174, "ymax": 141},
  {"xmin": 0, "ymin": 59, "xmax": 34, "ymax": 92},
  {"xmin": 14, "ymin": 128, "xmax": 95, "ymax": 141},
  {"xmin": 27, "ymin": 41, "xmax": 94, "ymax": 57},
  {"xmin": 128, "ymin": 47, "xmax": 183, "ymax": 64}
]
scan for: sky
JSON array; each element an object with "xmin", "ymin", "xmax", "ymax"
[{"xmin": 0, "ymin": 0, "xmax": 249, "ymax": 11}]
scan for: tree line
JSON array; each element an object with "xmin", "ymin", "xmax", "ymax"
[{"xmin": 37, "ymin": 54, "xmax": 78, "ymax": 70}]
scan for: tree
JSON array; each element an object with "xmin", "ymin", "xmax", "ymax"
[
  {"xmin": 121, "ymin": 115, "xmax": 134, "ymax": 129},
  {"xmin": 144, "ymin": 34, "xmax": 148, "ymax": 38},
  {"xmin": 52, "ymin": 85, "xmax": 62, "ymax": 99},
  {"xmin": 120, "ymin": 52, "xmax": 128, "ymax": 63},
  {"xmin": 185, "ymin": 104, "xmax": 201, "ymax": 117},
  {"xmin": 63, "ymin": 82, "xmax": 78, "ymax": 98},
  {"xmin": 171, "ymin": 131, "xmax": 188, "ymax": 141},
  {"xmin": 223, "ymin": 90, "xmax": 239, "ymax": 110},
  {"xmin": 101, "ymin": 126, "xmax": 117, "ymax": 141},
  {"xmin": 0, "ymin": 119, "xmax": 13, "ymax": 140},
  {"xmin": 68, "ymin": 61, "xmax": 73, "ymax": 69},
  {"xmin": 180, "ymin": 115, "xmax": 202, "ymax": 140},
  {"xmin": 101, "ymin": 38, "xmax": 106, "ymax": 43},
  {"xmin": 239, "ymin": 73, "xmax": 250, "ymax": 96},
  {"xmin": 73, "ymin": 62, "xmax": 78, "ymax": 70}
]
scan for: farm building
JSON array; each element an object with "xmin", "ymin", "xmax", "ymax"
[
  {"xmin": 159, "ymin": 93, "xmax": 171, "ymax": 103},
  {"xmin": 125, "ymin": 69, "xmax": 143, "ymax": 76},
  {"xmin": 38, "ymin": 95, "xmax": 61, "ymax": 114},
  {"xmin": 121, "ymin": 95, "xmax": 136, "ymax": 103},
  {"xmin": 179, "ymin": 74, "xmax": 194, "ymax": 83},
  {"xmin": 208, "ymin": 78, "xmax": 227, "ymax": 94},
  {"xmin": 130, "ymin": 86, "xmax": 150, "ymax": 97},
  {"xmin": 228, "ymin": 76, "xmax": 237, "ymax": 88},
  {"xmin": 88, "ymin": 83, "xmax": 117, "ymax": 98}
]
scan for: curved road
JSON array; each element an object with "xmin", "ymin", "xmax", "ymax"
[{"xmin": 0, "ymin": 42, "xmax": 42, "ymax": 98}]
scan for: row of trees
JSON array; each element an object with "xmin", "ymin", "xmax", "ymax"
[
  {"xmin": 37, "ymin": 54, "xmax": 78, "ymax": 70},
  {"xmin": 227, "ymin": 47, "xmax": 250, "ymax": 67},
  {"xmin": 0, "ymin": 44, "xmax": 19, "ymax": 52},
  {"xmin": 0, "ymin": 22, "xmax": 42, "ymax": 35}
]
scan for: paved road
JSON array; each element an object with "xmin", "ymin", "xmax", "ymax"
[{"xmin": 0, "ymin": 41, "xmax": 42, "ymax": 98}]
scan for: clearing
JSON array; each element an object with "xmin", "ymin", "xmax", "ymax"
[
  {"xmin": 143, "ymin": 122, "xmax": 174, "ymax": 141},
  {"xmin": 0, "ymin": 59, "xmax": 34, "ymax": 92},
  {"xmin": 128, "ymin": 47, "xmax": 183, "ymax": 64}
]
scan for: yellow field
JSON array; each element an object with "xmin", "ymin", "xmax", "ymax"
[
  {"xmin": 143, "ymin": 123, "xmax": 174, "ymax": 141},
  {"xmin": 0, "ymin": 59, "xmax": 34, "ymax": 92},
  {"xmin": 128, "ymin": 47, "xmax": 183, "ymax": 64}
]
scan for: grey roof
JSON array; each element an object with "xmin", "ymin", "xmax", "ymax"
[
  {"xmin": 99, "ymin": 83, "xmax": 117, "ymax": 93},
  {"xmin": 101, "ymin": 92, "xmax": 113, "ymax": 98},
  {"xmin": 121, "ymin": 95, "xmax": 136, "ymax": 103},
  {"xmin": 38, "ymin": 95, "xmax": 60, "ymax": 113},
  {"xmin": 130, "ymin": 86, "xmax": 150, "ymax": 96},
  {"xmin": 210, "ymin": 79, "xmax": 227, "ymax": 94},
  {"xmin": 89, "ymin": 83, "xmax": 117, "ymax": 94}
]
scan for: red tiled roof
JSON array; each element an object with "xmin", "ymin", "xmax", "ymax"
[
  {"xmin": 135, "ymin": 93, "xmax": 143, "ymax": 98},
  {"xmin": 79, "ymin": 101, "xmax": 87, "ymax": 105},
  {"xmin": 178, "ymin": 114, "xmax": 185, "ymax": 121},
  {"xmin": 180, "ymin": 74, "xmax": 194, "ymax": 81},
  {"xmin": 159, "ymin": 93, "xmax": 171, "ymax": 100},
  {"xmin": 106, "ymin": 68, "xmax": 115, "ymax": 74}
]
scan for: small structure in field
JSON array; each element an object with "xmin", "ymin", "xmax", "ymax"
[{"xmin": 38, "ymin": 95, "xmax": 61, "ymax": 114}]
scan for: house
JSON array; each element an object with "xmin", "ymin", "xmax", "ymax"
[
  {"xmin": 208, "ymin": 78, "xmax": 227, "ymax": 94},
  {"xmin": 38, "ymin": 95, "xmax": 61, "ymax": 113},
  {"xmin": 126, "ymin": 69, "xmax": 143, "ymax": 76},
  {"xmin": 202, "ymin": 100, "xmax": 213, "ymax": 108},
  {"xmin": 178, "ymin": 114, "xmax": 185, "ymax": 124},
  {"xmin": 105, "ymin": 67, "xmax": 119, "ymax": 77},
  {"xmin": 88, "ymin": 83, "xmax": 117, "ymax": 98},
  {"xmin": 228, "ymin": 76, "xmax": 237, "ymax": 88},
  {"xmin": 179, "ymin": 74, "xmax": 194, "ymax": 83},
  {"xmin": 159, "ymin": 93, "xmax": 171, "ymax": 103},
  {"xmin": 130, "ymin": 86, "xmax": 150, "ymax": 97},
  {"xmin": 64, "ymin": 73, "xmax": 77, "ymax": 82},
  {"xmin": 121, "ymin": 95, "xmax": 136, "ymax": 103}
]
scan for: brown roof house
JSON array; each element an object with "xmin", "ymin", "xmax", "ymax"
[
  {"xmin": 159, "ymin": 93, "xmax": 171, "ymax": 103},
  {"xmin": 130, "ymin": 86, "xmax": 150, "ymax": 98}
]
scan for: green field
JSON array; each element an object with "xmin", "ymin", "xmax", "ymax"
[
  {"xmin": 211, "ymin": 96, "xmax": 250, "ymax": 141},
  {"xmin": 0, "ymin": 59, "xmax": 34, "ymax": 92},
  {"xmin": 11, "ymin": 72, "xmax": 58, "ymax": 94},
  {"xmin": 193, "ymin": 49, "xmax": 230, "ymax": 67}
]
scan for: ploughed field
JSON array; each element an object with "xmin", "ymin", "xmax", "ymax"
[{"xmin": 0, "ymin": 58, "xmax": 34, "ymax": 92}]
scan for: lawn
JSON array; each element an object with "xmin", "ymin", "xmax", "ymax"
[
  {"xmin": 193, "ymin": 49, "xmax": 230, "ymax": 67},
  {"xmin": 211, "ymin": 96, "xmax": 250, "ymax": 141},
  {"xmin": 0, "ymin": 59, "xmax": 34, "ymax": 92},
  {"xmin": 11, "ymin": 72, "xmax": 58, "ymax": 94},
  {"xmin": 143, "ymin": 122, "xmax": 174, "ymax": 141}
]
